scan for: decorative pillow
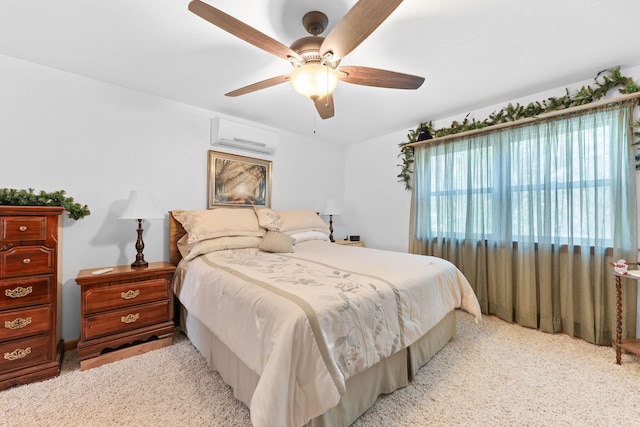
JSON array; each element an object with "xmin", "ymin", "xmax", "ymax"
[
  {"xmin": 172, "ymin": 208, "xmax": 263, "ymax": 244},
  {"xmin": 291, "ymin": 230, "xmax": 330, "ymax": 244},
  {"xmin": 276, "ymin": 209, "xmax": 330, "ymax": 236},
  {"xmin": 255, "ymin": 207, "xmax": 281, "ymax": 231},
  {"xmin": 178, "ymin": 234, "xmax": 263, "ymax": 260},
  {"xmin": 258, "ymin": 230, "xmax": 295, "ymax": 253}
]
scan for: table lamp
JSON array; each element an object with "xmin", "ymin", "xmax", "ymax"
[
  {"xmin": 322, "ymin": 198, "xmax": 342, "ymax": 242},
  {"xmin": 120, "ymin": 190, "xmax": 164, "ymax": 267}
]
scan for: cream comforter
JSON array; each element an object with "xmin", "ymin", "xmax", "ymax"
[{"xmin": 173, "ymin": 240, "xmax": 481, "ymax": 427}]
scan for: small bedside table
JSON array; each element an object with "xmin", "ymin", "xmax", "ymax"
[
  {"xmin": 75, "ymin": 261, "xmax": 176, "ymax": 370},
  {"xmin": 612, "ymin": 271, "xmax": 640, "ymax": 364},
  {"xmin": 335, "ymin": 239, "xmax": 365, "ymax": 247}
]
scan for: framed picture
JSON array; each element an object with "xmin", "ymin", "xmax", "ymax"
[{"xmin": 207, "ymin": 150, "xmax": 272, "ymax": 208}]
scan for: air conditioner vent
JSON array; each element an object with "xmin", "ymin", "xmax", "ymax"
[{"xmin": 210, "ymin": 117, "xmax": 279, "ymax": 155}]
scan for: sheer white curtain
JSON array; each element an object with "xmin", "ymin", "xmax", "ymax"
[{"xmin": 410, "ymin": 105, "xmax": 637, "ymax": 344}]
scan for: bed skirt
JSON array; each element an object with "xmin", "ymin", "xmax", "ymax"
[{"xmin": 179, "ymin": 304, "xmax": 456, "ymax": 427}]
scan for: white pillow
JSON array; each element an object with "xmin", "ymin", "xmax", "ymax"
[
  {"xmin": 172, "ymin": 208, "xmax": 264, "ymax": 243},
  {"xmin": 276, "ymin": 209, "xmax": 330, "ymax": 236},
  {"xmin": 291, "ymin": 231, "xmax": 330, "ymax": 244}
]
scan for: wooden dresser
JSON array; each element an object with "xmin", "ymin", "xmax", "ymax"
[
  {"xmin": 0, "ymin": 206, "xmax": 64, "ymax": 390},
  {"xmin": 75, "ymin": 262, "xmax": 176, "ymax": 370}
]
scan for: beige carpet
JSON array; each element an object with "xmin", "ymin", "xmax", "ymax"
[{"xmin": 2, "ymin": 311, "xmax": 640, "ymax": 426}]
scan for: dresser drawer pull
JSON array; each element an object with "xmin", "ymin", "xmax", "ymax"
[
  {"xmin": 121, "ymin": 313, "xmax": 140, "ymax": 324},
  {"xmin": 22, "ymin": 258, "xmax": 32, "ymax": 264},
  {"xmin": 5, "ymin": 286, "xmax": 33, "ymax": 298},
  {"xmin": 4, "ymin": 317, "xmax": 32, "ymax": 330},
  {"xmin": 4, "ymin": 347, "xmax": 32, "ymax": 361},
  {"xmin": 19, "ymin": 225, "xmax": 28, "ymax": 232},
  {"xmin": 121, "ymin": 289, "xmax": 140, "ymax": 300}
]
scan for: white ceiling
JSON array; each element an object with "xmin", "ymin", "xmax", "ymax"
[{"xmin": 1, "ymin": 0, "xmax": 639, "ymax": 144}]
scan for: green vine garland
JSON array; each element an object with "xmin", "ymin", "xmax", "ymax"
[
  {"xmin": 0, "ymin": 188, "xmax": 90, "ymax": 220},
  {"xmin": 397, "ymin": 67, "xmax": 640, "ymax": 190}
]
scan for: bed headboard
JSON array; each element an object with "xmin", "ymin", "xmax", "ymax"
[{"xmin": 169, "ymin": 211, "xmax": 187, "ymax": 266}]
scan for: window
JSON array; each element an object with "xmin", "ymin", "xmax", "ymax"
[{"xmin": 414, "ymin": 110, "xmax": 625, "ymax": 247}]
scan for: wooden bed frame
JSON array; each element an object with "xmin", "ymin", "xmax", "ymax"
[
  {"xmin": 169, "ymin": 211, "xmax": 187, "ymax": 266},
  {"xmin": 167, "ymin": 210, "xmax": 457, "ymax": 426}
]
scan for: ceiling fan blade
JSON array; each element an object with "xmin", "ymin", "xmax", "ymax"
[
  {"xmin": 189, "ymin": 0, "xmax": 302, "ymax": 63},
  {"xmin": 338, "ymin": 66, "xmax": 425, "ymax": 90},
  {"xmin": 314, "ymin": 94, "xmax": 335, "ymax": 119},
  {"xmin": 320, "ymin": 0, "xmax": 403, "ymax": 62},
  {"xmin": 225, "ymin": 75, "xmax": 290, "ymax": 97}
]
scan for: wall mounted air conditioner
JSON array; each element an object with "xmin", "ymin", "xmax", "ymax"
[{"xmin": 210, "ymin": 117, "xmax": 279, "ymax": 155}]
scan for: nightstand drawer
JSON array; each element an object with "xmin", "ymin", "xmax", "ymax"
[
  {"xmin": 83, "ymin": 278, "xmax": 170, "ymax": 315},
  {"xmin": 83, "ymin": 300, "xmax": 171, "ymax": 340},
  {"xmin": 0, "ymin": 246, "xmax": 54, "ymax": 278},
  {"xmin": 1, "ymin": 305, "xmax": 52, "ymax": 341},
  {"xmin": 1, "ymin": 276, "xmax": 52, "ymax": 309},
  {"xmin": 0, "ymin": 334, "xmax": 51, "ymax": 373},
  {"xmin": 1, "ymin": 216, "xmax": 47, "ymax": 242}
]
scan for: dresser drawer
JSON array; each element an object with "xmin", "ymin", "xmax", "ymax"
[
  {"xmin": 1, "ymin": 305, "xmax": 52, "ymax": 341},
  {"xmin": 0, "ymin": 334, "xmax": 51, "ymax": 373},
  {"xmin": 1, "ymin": 216, "xmax": 47, "ymax": 242},
  {"xmin": 83, "ymin": 278, "xmax": 170, "ymax": 315},
  {"xmin": 83, "ymin": 300, "xmax": 171, "ymax": 340},
  {"xmin": 0, "ymin": 246, "xmax": 54, "ymax": 278},
  {"xmin": 1, "ymin": 276, "xmax": 52, "ymax": 309}
]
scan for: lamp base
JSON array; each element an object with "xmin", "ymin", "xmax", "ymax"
[
  {"xmin": 131, "ymin": 218, "xmax": 149, "ymax": 268},
  {"xmin": 328, "ymin": 214, "xmax": 334, "ymax": 242},
  {"xmin": 131, "ymin": 259, "xmax": 149, "ymax": 268}
]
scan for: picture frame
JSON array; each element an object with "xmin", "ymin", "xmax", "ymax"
[{"xmin": 207, "ymin": 150, "xmax": 272, "ymax": 208}]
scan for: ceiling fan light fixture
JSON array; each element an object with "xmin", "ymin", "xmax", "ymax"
[{"xmin": 290, "ymin": 63, "xmax": 339, "ymax": 100}]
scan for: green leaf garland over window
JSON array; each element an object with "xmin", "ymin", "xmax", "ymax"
[{"xmin": 398, "ymin": 67, "xmax": 640, "ymax": 190}]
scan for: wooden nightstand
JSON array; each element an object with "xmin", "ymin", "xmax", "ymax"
[
  {"xmin": 75, "ymin": 262, "xmax": 176, "ymax": 370},
  {"xmin": 335, "ymin": 239, "xmax": 365, "ymax": 247}
]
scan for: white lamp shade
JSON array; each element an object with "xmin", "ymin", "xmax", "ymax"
[
  {"xmin": 322, "ymin": 198, "xmax": 342, "ymax": 216},
  {"xmin": 119, "ymin": 190, "xmax": 164, "ymax": 220}
]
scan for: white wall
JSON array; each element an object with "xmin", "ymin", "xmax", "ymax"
[
  {"xmin": 0, "ymin": 54, "xmax": 345, "ymax": 341},
  {"xmin": 343, "ymin": 131, "xmax": 413, "ymax": 252}
]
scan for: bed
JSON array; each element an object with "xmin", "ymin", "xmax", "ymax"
[{"xmin": 168, "ymin": 208, "xmax": 481, "ymax": 427}]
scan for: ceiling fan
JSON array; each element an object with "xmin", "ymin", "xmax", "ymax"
[{"xmin": 188, "ymin": 0, "xmax": 425, "ymax": 119}]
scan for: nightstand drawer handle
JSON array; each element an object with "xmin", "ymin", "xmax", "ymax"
[
  {"xmin": 4, "ymin": 347, "xmax": 31, "ymax": 361},
  {"xmin": 19, "ymin": 225, "xmax": 28, "ymax": 232},
  {"xmin": 4, "ymin": 317, "xmax": 32, "ymax": 330},
  {"xmin": 22, "ymin": 258, "xmax": 31, "ymax": 264},
  {"xmin": 121, "ymin": 313, "xmax": 140, "ymax": 324},
  {"xmin": 5, "ymin": 286, "xmax": 33, "ymax": 298},
  {"xmin": 121, "ymin": 289, "xmax": 140, "ymax": 300}
]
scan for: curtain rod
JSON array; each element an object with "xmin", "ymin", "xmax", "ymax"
[{"xmin": 406, "ymin": 92, "xmax": 640, "ymax": 149}]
